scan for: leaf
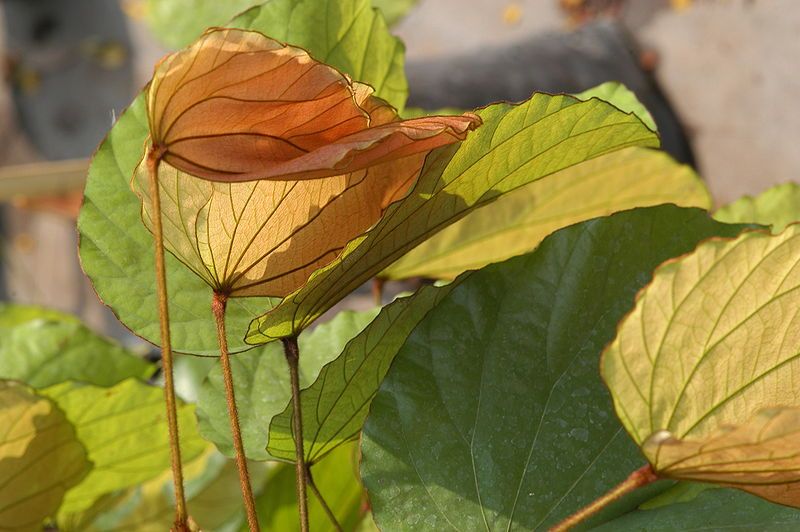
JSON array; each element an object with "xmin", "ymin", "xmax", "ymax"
[
  {"xmin": 0, "ymin": 304, "xmax": 80, "ymax": 328},
  {"xmin": 79, "ymin": 0, "xmax": 408, "ymax": 353},
  {"xmin": 41, "ymin": 378, "xmax": 206, "ymax": 514},
  {"xmin": 574, "ymin": 82, "xmax": 658, "ymax": 132},
  {"xmin": 371, "ymin": 0, "xmax": 419, "ymax": 25},
  {"xmin": 360, "ymin": 206, "xmax": 749, "ymax": 530},
  {"xmin": 594, "ymin": 488, "xmax": 800, "ymax": 531},
  {"xmin": 77, "ymin": 95, "xmax": 273, "ymax": 355},
  {"xmin": 602, "ymin": 224, "xmax": 800, "ymax": 507},
  {"xmin": 382, "ymin": 147, "xmax": 710, "ymax": 280},
  {"xmin": 0, "ymin": 306, "xmax": 152, "ymax": 388},
  {"xmin": 715, "ymin": 182, "xmax": 800, "ymax": 233},
  {"xmin": 196, "ymin": 309, "xmax": 378, "ymax": 461},
  {"xmin": 232, "ymin": 0, "xmax": 408, "ymax": 111},
  {"xmin": 143, "ymin": 0, "xmax": 261, "ymax": 48},
  {"xmin": 0, "ymin": 380, "xmax": 90, "ymax": 531},
  {"xmin": 247, "ymin": 92, "xmax": 661, "ymax": 342},
  {"xmin": 267, "ymin": 282, "xmax": 455, "ymax": 462},
  {"xmin": 254, "ymin": 442, "xmax": 364, "ymax": 531}
]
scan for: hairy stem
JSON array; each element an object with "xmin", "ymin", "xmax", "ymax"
[
  {"xmin": 282, "ymin": 337, "xmax": 309, "ymax": 532},
  {"xmin": 147, "ymin": 150, "xmax": 189, "ymax": 530},
  {"xmin": 549, "ymin": 464, "xmax": 658, "ymax": 531},
  {"xmin": 212, "ymin": 291, "xmax": 260, "ymax": 531},
  {"xmin": 307, "ymin": 466, "xmax": 343, "ymax": 532}
]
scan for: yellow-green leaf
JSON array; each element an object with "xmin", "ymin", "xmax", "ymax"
[
  {"xmin": 602, "ymin": 226, "xmax": 800, "ymax": 507},
  {"xmin": 247, "ymin": 92, "xmax": 659, "ymax": 342},
  {"xmin": 0, "ymin": 380, "xmax": 89, "ymax": 531},
  {"xmin": 383, "ymin": 147, "xmax": 709, "ymax": 280},
  {"xmin": 42, "ymin": 378, "xmax": 206, "ymax": 515},
  {"xmin": 715, "ymin": 182, "xmax": 800, "ymax": 233}
]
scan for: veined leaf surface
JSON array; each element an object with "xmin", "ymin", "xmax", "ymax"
[
  {"xmin": 0, "ymin": 381, "xmax": 89, "ymax": 531},
  {"xmin": 602, "ymin": 225, "xmax": 800, "ymax": 507},
  {"xmin": 360, "ymin": 206, "xmax": 748, "ymax": 530},
  {"xmin": 574, "ymin": 81, "xmax": 657, "ymax": 132},
  {"xmin": 383, "ymin": 147, "xmax": 709, "ymax": 280},
  {"xmin": 42, "ymin": 378, "xmax": 205, "ymax": 515},
  {"xmin": 247, "ymin": 92, "xmax": 660, "ymax": 342}
]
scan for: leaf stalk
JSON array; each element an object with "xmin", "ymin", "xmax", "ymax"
[
  {"xmin": 282, "ymin": 336, "xmax": 310, "ymax": 532},
  {"xmin": 212, "ymin": 291, "xmax": 260, "ymax": 531},
  {"xmin": 549, "ymin": 464, "xmax": 658, "ymax": 531},
  {"xmin": 307, "ymin": 465, "xmax": 343, "ymax": 532},
  {"xmin": 147, "ymin": 150, "xmax": 189, "ymax": 530}
]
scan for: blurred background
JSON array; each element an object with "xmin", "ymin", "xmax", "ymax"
[{"xmin": 0, "ymin": 0, "xmax": 797, "ymax": 341}]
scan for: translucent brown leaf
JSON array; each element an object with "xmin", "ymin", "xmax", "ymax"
[{"xmin": 147, "ymin": 28, "xmax": 480, "ymax": 183}]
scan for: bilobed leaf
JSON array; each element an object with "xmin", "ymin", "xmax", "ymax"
[
  {"xmin": 233, "ymin": 0, "xmax": 408, "ymax": 111},
  {"xmin": 79, "ymin": 0, "xmax": 408, "ymax": 354},
  {"xmin": 41, "ymin": 378, "xmax": 206, "ymax": 514},
  {"xmin": 196, "ymin": 309, "xmax": 378, "ymax": 461},
  {"xmin": 383, "ymin": 147, "xmax": 710, "ymax": 280},
  {"xmin": 255, "ymin": 442, "xmax": 364, "ymax": 531},
  {"xmin": 268, "ymin": 282, "xmax": 455, "ymax": 462},
  {"xmin": 0, "ymin": 307, "xmax": 152, "ymax": 388},
  {"xmin": 575, "ymin": 81, "xmax": 658, "ymax": 132},
  {"xmin": 360, "ymin": 206, "xmax": 749, "ymax": 530},
  {"xmin": 715, "ymin": 182, "xmax": 800, "ymax": 232},
  {"xmin": 602, "ymin": 225, "xmax": 800, "ymax": 507},
  {"xmin": 247, "ymin": 92, "xmax": 660, "ymax": 342},
  {"xmin": 0, "ymin": 380, "xmax": 90, "ymax": 531}
]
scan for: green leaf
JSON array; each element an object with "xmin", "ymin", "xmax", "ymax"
[
  {"xmin": 232, "ymin": 0, "xmax": 407, "ymax": 111},
  {"xmin": 0, "ymin": 304, "xmax": 80, "ymax": 328},
  {"xmin": 0, "ymin": 306, "xmax": 152, "ymax": 388},
  {"xmin": 0, "ymin": 380, "xmax": 90, "ymax": 531},
  {"xmin": 267, "ymin": 282, "xmax": 455, "ymax": 462},
  {"xmin": 144, "ymin": 0, "xmax": 261, "ymax": 48},
  {"xmin": 595, "ymin": 488, "xmax": 800, "ymax": 531},
  {"xmin": 371, "ymin": 0, "xmax": 419, "ymax": 25},
  {"xmin": 574, "ymin": 82, "xmax": 657, "ymax": 132},
  {"xmin": 197, "ymin": 309, "xmax": 378, "ymax": 461},
  {"xmin": 41, "ymin": 378, "xmax": 206, "ymax": 515},
  {"xmin": 247, "ymin": 92, "xmax": 660, "ymax": 342},
  {"xmin": 715, "ymin": 182, "xmax": 800, "ymax": 233},
  {"xmin": 254, "ymin": 442, "xmax": 364, "ymax": 531},
  {"xmin": 79, "ymin": 0, "xmax": 407, "ymax": 354},
  {"xmin": 77, "ymin": 95, "xmax": 273, "ymax": 356},
  {"xmin": 383, "ymin": 147, "xmax": 710, "ymax": 280},
  {"xmin": 360, "ymin": 206, "xmax": 749, "ymax": 530},
  {"xmin": 601, "ymin": 224, "xmax": 800, "ymax": 507}
]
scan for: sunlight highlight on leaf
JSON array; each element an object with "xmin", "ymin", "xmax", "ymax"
[
  {"xmin": 247, "ymin": 92, "xmax": 660, "ymax": 342},
  {"xmin": 602, "ymin": 225, "xmax": 800, "ymax": 507},
  {"xmin": 715, "ymin": 182, "xmax": 800, "ymax": 233},
  {"xmin": 0, "ymin": 380, "xmax": 89, "ymax": 531},
  {"xmin": 383, "ymin": 147, "xmax": 709, "ymax": 280}
]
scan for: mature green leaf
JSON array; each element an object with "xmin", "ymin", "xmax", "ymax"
[
  {"xmin": 372, "ymin": 0, "xmax": 419, "ymax": 25},
  {"xmin": 0, "ymin": 304, "xmax": 80, "ymax": 328},
  {"xmin": 715, "ymin": 182, "xmax": 800, "ymax": 232},
  {"xmin": 41, "ymin": 378, "xmax": 205, "ymax": 515},
  {"xmin": 574, "ymin": 82, "xmax": 657, "ymax": 132},
  {"xmin": 197, "ymin": 309, "xmax": 378, "ymax": 461},
  {"xmin": 595, "ymin": 488, "xmax": 800, "ymax": 531},
  {"xmin": 602, "ymin": 224, "xmax": 800, "ymax": 507},
  {"xmin": 360, "ymin": 206, "xmax": 749, "ymax": 530},
  {"xmin": 143, "ymin": 0, "xmax": 261, "ymax": 48},
  {"xmin": 80, "ymin": 0, "xmax": 407, "ymax": 353},
  {"xmin": 254, "ymin": 442, "xmax": 363, "ymax": 531},
  {"xmin": 0, "ymin": 380, "xmax": 89, "ymax": 531},
  {"xmin": 247, "ymin": 92, "xmax": 660, "ymax": 342},
  {"xmin": 268, "ymin": 283, "xmax": 455, "ymax": 462},
  {"xmin": 233, "ymin": 0, "xmax": 407, "ymax": 111},
  {"xmin": 383, "ymin": 147, "xmax": 710, "ymax": 280},
  {"xmin": 77, "ymin": 95, "xmax": 272, "ymax": 355},
  {"xmin": 0, "ymin": 307, "xmax": 151, "ymax": 388}
]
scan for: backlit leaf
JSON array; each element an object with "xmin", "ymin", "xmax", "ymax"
[
  {"xmin": 196, "ymin": 309, "xmax": 378, "ymax": 461},
  {"xmin": 715, "ymin": 182, "xmax": 800, "ymax": 233},
  {"xmin": 574, "ymin": 82, "xmax": 658, "ymax": 132},
  {"xmin": 79, "ymin": 0, "xmax": 407, "ymax": 353},
  {"xmin": 0, "ymin": 381, "xmax": 89, "ymax": 531},
  {"xmin": 247, "ymin": 92, "xmax": 660, "ymax": 342},
  {"xmin": 602, "ymin": 225, "xmax": 800, "ymax": 507},
  {"xmin": 267, "ymin": 282, "xmax": 455, "ymax": 462},
  {"xmin": 383, "ymin": 147, "xmax": 709, "ymax": 280},
  {"xmin": 360, "ymin": 206, "xmax": 748, "ymax": 530},
  {"xmin": 42, "ymin": 378, "xmax": 206, "ymax": 514},
  {"xmin": 0, "ymin": 306, "xmax": 152, "ymax": 388}
]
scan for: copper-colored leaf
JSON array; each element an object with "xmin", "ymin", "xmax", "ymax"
[{"xmin": 147, "ymin": 27, "xmax": 479, "ymax": 183}]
